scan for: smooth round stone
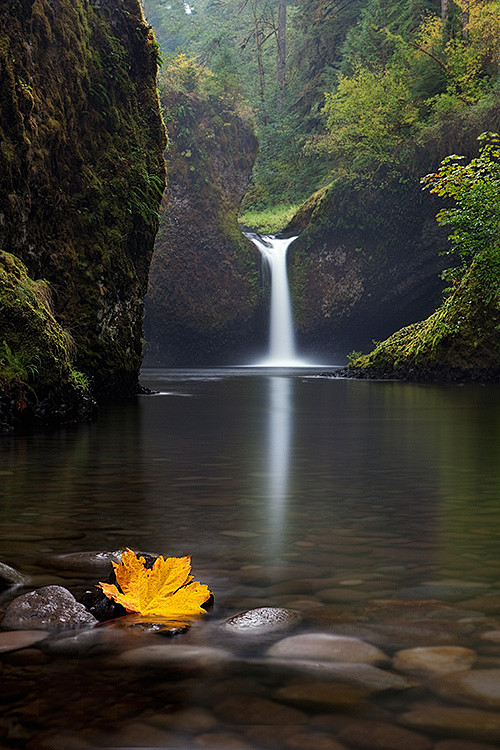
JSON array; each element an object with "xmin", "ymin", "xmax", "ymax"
[
  {"xmin": 262, "ymin": 658, "xmax": 413, "ymax": 692},
  {"xmin": 400, "ymin": 703, "xmax": 500, "ymax": 742},
  {"xmin": 267, "ymin": 633, "xmax": 389, "ymax": 665},
  {"xmin": 193, "ymin": 732, "xmax": 254, "ymax": 749},
  {"xmin": 337, "ymin": 719, "xmax": 433, "ymax": 750},
  {"xmin": 479, "ymin": 631, "xmax": 500, "ymax": 642},
  {"xmin": 430, "ymin": 669, "xmax": 500, "ymax": 709},
  {"xmin": 1, "ymin": 586, "xmax": 97, "ymax": 630},
  {"xmin": 115, "ymin": 644, "xmax": 233, "ymax": 669},
  {"xmin": 0, "ymin": 561, "xmax": 29, "ymax": 587},
  {"xmin": 40, "ymin": 550, "xmax": 124, "ymax": 574},
  {"xmin": 0, "ymin": 630, "xmax": 48, "ymax": 652},
  {"xmin": 220, "ymin": 607, "xmax": 302, "ymax": 637},
  {"xmin": 397, "ymin": 581, "xmax": 490, "ymax": 602},
  {"xmin": 393, "ymin": 646, "xmax": 476, "ymax": 676},
  {"xmin": 146, "ymin": 707, "xmax": 217, "ymax": 733},
  {"xmin": 43, "ymin": 626, "xmax": 136, "ymax": 655},
  {"xmin": 284, "ymin": 732, "xmax": 348, "ymax": 750},
  {"xmin": 215, "ymin": 695, "xmax": 307, "ymax": 725},
  {"xmin": 434, "ymin": 741, "xmax": 500, "ymax": 749},
  {"xmin": 318, "ymin": 588, "xmax": 367, "ymax": 603},
  {"xmin": 274, "ymin": 681, "xmax": 370, "ymax": 710}
]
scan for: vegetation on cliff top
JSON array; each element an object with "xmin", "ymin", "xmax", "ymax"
[{"xmin": 347, "ymin": 134, "xmax": 500, "ymax": 379}]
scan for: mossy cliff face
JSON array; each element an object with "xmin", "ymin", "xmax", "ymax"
[
  {"xmin": 0, "ymin": 252, "xmax": 96, "ymax": 433},
  {"xmin": 345, "ymin": 247, "xmax": 500, "ymax": 381},
  {"xmin": 144, "ymin": 84, "xmax": 261, "ymax": 366},
  {"xmin": 0, "ymin": 0, "xmax": 166, "ymax": 397},
  {"xmin": 287, "ymin": 174, "xmax": 450, "ymax": 363}
]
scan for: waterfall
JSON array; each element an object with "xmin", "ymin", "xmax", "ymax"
[{"xmin": 247, "ymin": 234, "xmax": 306, "ymax": 367}]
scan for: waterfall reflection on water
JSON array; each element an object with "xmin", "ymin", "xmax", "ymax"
[{"xmin": 266, "ymin": 376, "xmax": 293, "ymax": 550}]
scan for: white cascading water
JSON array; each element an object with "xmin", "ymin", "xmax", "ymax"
[{"xmin": 247, "ymin": 234, "xmax": 307, "ymax": 367}]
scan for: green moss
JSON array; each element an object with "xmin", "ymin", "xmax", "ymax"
[
  {"xmin": 0, "ymin": 0, "xmax": 166, "ymax": 398},
  {"xmin": 349, "ymin": 246, "xmax": 500, "ymax": 379},
  {"xmin": 0, "ymin": 252, "xmax": 94, "ymax": 431},
  {"xmin": 239, "ymin": 204, "xmax": 301, "ymax": 235}
]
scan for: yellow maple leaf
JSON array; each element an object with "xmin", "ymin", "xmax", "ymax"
[{"xmin": 98, "ymin": 548, "xmax": 212, "ymax": 619}]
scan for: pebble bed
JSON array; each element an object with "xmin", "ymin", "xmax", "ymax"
[{"xmin": 2, "ymin": 540, "xmax": 500, "ymax": 750}]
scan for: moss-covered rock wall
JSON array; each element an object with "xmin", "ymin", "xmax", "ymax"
[
  {"xmin": 287, "ymin": 112, "xmax": 500, "ymax": 364},
  {"xmin": 344, "ymin": 247, "xmax": 500, "ymax": 382},
  {"xmin": 0, "ymin": 252, "xmax": 95, "ymax": 432},
  {"xmin": 144, "ymin": 83, "xmax": 261, "ymax": 366},
  {"xmin": 0, "ymin": 0, "xmax": 166, "ymax": 400}
]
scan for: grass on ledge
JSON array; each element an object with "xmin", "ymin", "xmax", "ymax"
[{"xmin": 239, "ymin": 203, "xmax": 300, "ymax": 235}]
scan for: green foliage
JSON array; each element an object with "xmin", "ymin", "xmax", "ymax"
[
  {"xmin": 240, "ymin": 203, "xmax": 300, "ymax": 234},
  {"xmin": 422, "ymin": 132, "xmax": 500, "ymax": 277},
  {"xmin": 318, "ymin": 67, "xmax": 418, "ymax": 172}
]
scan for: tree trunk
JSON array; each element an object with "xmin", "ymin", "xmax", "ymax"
[
  {"xmin": 441, "ymin": 0, "xmax": 448, "ymax": 21},
  {"xmin": 277, "ymin": 0, "xmax": 286, "ymax": 110}
]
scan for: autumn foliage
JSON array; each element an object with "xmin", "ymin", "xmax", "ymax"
[{"xmin": 98, "ymin": 548, "xmax": 212, "ymax": 619}]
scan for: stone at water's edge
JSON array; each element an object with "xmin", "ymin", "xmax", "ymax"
[
  {"xmin": 220, "ymin": 607, "xmax": 303, "ymax": 636},
  {"xmin": 0, "ymin": 630, "xmax": 49, "ymax": 652},
  {"xmin": 0, "ymin": 561, "xmax": 29, "ymax": 588},
  {"xmin": 429, "ymin": 669, "xmax": 500, "ymax": 709},
  {"xmin": 400, "ymin": 703, "xmax": 500, "ymax": 742},
  {"xmin": 40, "ymin": 550, "xmax": 123, "ymax": 575},
  {"xmin": 266, "ymin": 632, "xmax": 389, "ymax": 665},
  {"xmin": 393, "ymin": 646, "xmax": 477, "ymax": 676},
  {"xmin": 336, "ymin": 719, "xmax": 433, "ymax": 750},
  {"xmin": 1, "ymin": 585, "xmax": 97, "ymax": 631}
]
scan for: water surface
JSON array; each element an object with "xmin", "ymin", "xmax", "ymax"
[{"xmin": 1, "ymin": 369, "xmax": 500, "ymax": 748}]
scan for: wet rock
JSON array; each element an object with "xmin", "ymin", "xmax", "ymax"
[
  {"xmin": 393, "ymin": 646, "xmax": 476, "ymax": 676},
  {"xmin": 42, "ymin": 626, "xmax": 137, "ymax": 656},
  {"xmin": 220, "ymin": 607, "xmax": 302, "ymax": 637},
  {"xmin": 336, "ymin": 719, "xmax": 433, "ymax": 750},
  {"xmin": 399, "ymin": 703, "xmax": 500, "ymax": 742},
  {"xmin": 115, "ymin": 643, "xmax": 234, "ymax": 670},
  {"xmin": 479, "ymin": 631, "xmax": 500, "ymax": 642},
  {"xmin": 434, "ymin": 740, "xmax": 500, "ymax": 749},
  {"xmin": 214, "ymin": 695, "xmax": 307, "ymax": 725},
  {"xmin": 245, "ymin": 725, "xmax": 303, "ymax": 746},
  {"xmin": 325, "ymin": 621, "xmax": 467, "ymax": 649},
  {"xmin": 274, "ymin": 681, "xmax": 370, "ymax": 711},
  {"xmin": 193, "ymin": 733, "xmax": 254, "ymax": 749},
  {"xmin": 0, "ymin": 630, "xmax": 48, "ymax": 652},
  {"xmin": 434, "ymin": 742, "xmax": 500, "ymax": 749},
  {"xmin": 260, "ymin": 658, "xmax": 413, "ymax": 692},
  {"xmin": 91, "ymin": 722, "xmax": 184, "ymax": 747},
  {"xmin": 1, "ymin": 586, "xmax": 98, "ymax": 630},
  {"xmin": 0, "ymin": 561, "xmax": 29, "ymax": 588},
  {"xmin": 397, "ymin": 581, "xmax": 490, "ymax": 602},
  {"xmin": 39, "ymin": 550, "xmax": 124, "ymax": 575},
  {"xmin": 24, "ymin": 731, "xmax": 95, "ymax": 749},
  {"xmin": 429, "ymin": 669, "xmax": 500, "ymax": 709},
  {"xmin": 79, "ymin": 586, "xmax": 126, "ymax": 622},
  {"xmin": 317, "ymin": 588, "xmax": 367, "ymax": 603},
  {"xmin": 283, "ymin": 732, "xmax": 348, "ymax": 750},
  {"xmin": 266, "ymin": 633, "xmax": 389, "ymax": 665},
  {"xmin": 146, "ymin": 707, "xmax": 217, "ymax": 733}
]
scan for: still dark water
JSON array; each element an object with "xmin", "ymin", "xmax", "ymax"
[{"xmin": 2, "ymin": 368, "xmax": 500, "ymax": 749}]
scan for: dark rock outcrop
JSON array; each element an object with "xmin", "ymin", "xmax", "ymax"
[
  {"xmin": 287, "ymin": 174, "xmax": 450, "ymax": 364},
  {"xmin": 0, "ymin": 0, "xmax": 166, "ymax": 408},
  {"xmin": 286, "ymin": 111, "xmax": 500, "ymax": 364},
  {"xmin": 341, "ymin": 246, "xmax": 500, "ymax": 382},
  {"xmin": 144, "ymin": 79, "xmax": 262, "ymax": 367}
]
